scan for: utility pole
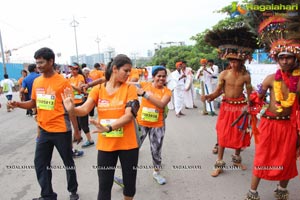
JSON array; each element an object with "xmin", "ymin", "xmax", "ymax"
[
  {"xmin": 70, "ymin": 16, "xmax": 79, "ymax": 63},
  {"xmin": 95, "ymin": 35, "xmax": 101, "ymax": 62},
  {"xmin": 0, "ymin": 30, "xmax": 7, "ymax": 75}
]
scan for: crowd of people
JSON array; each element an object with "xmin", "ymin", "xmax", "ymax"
[{"xmin": 0, "ymin": 10, "xmax": 300, "ymax": 200}]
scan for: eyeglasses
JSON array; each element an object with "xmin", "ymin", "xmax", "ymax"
[{"xmin": 72, "ymin": 68, "xmax": 79, "ymax": 71}]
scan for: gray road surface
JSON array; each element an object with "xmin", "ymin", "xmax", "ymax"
[{"xmin": 0, "ymin": 93, "xmax": 299, "ymax": 200}]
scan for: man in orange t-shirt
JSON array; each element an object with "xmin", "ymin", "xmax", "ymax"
[
  {"xmin": 89, "ymin": 62, "xmax": 104, "ymax": 81},
  {"xmin": 8, "ymin": 47, "xmax": 81, "ymax": 200},
  {"xmin": 128, "ymin": 67, "xmax": 140, "ymax": 82}
]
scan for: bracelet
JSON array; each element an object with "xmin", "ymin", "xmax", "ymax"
[{"xmin": 106, "ymin": 125, "xmax": 113, "ymax": 133}]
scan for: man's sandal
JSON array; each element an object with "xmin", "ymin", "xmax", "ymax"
[
  {"xmin": 232, "ymin": 154, "xmax": 247, "ymax": 170},
  {"xmin": 274, "ymin": 186, "xmax": 289, "ymax": 200},
  {"xmin": 245, "ymin": 190, "xmax": 260, "ymax": 200},
  {"xmin": 211, "ymin": 160, "xmax": 225, "ymax": 177}
]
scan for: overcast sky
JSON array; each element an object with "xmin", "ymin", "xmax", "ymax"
[{"xmin": 0, "ymin": 0, "xmax": 233, "ymax": 64}]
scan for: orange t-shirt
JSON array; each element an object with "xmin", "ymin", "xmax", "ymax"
[
  {"xmin": 137, "ymin": 68, "xmax": 143, "ymax": 76},
  {"xmin": 32, "ymin": 73, "xmax": 72, "ymax": 133},
  {"xmin": 137, "ymin": 82, "xmax": 172, "ymax": 128},
  {"xmin": 89, "ymin": 69, "xmax": 104, "ymax": 81},
  {"xmin": 128, "ymin": 68, "xmax": 139, "ymax": 81},
  {"xmin": 89, "ymin": 83, "xmax": 138, "ymax": 151},
  {"xmin": 69, "ymin": 74, "xmax": 85, "ymax": 104},
  {"xmin": 18, "ymin": 77, "xmax": 28, "ymax": 93}
]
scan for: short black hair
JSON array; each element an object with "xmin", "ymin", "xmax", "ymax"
[
  {"xmin": 4, "ymin": 74, "xmax": 8, "ymax": 79},
  {"xmin": 208, "ymin": 59, "xmax": 214, "ymax": 63},
  {"xmin": 94, "ymin": 63, "xmax": 100, "ymax": 68},
  {"xmin": 28, "ymin": 64, "xmax": 37, "ymax": 72},
  {"xmin": 34, "ymin": 47, "xmax": 55, "ymax": 62}
]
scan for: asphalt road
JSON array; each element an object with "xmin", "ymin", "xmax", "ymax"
[{"xmin": 0, "ymin": 93, "xmax": 299, "ymax": 200}]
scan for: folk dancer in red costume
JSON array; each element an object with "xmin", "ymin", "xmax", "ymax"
[
  {"xmin": 244, "ymin": 8, "xmax": 300, "ymax": 200},
  {"xmin": 203, "ymin": 26, "xmax": 258, "ymax": 177}
]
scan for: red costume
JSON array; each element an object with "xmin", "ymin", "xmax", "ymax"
[
  {"xmin": 253, "ymin": 110, "xmax": 298, "ymax": 180},
  {"xmin": 216, "ymin": 96, "xmax": 251, "ymax": 149}
]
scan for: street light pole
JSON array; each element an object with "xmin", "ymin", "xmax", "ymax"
[
  {"xmin": 0, "ymin": 30, "xmax": 7, "ymax": 75},
  {"xmin": 95, "ymin": 35, "xmax": 101, "ymax": 62},
  {"xmin": 70, "ymin": 16, "xmax": 79, "ymax": 63}
]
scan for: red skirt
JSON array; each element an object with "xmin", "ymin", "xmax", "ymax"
[
  {"xmin": 253, "ymin": 116, "xmax": 298, "ymax": 180},
  {"xmin": 216, "ymin": 97, "xmax": 251, "ymax": 149}
]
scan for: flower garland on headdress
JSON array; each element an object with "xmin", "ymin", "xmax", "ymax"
[{"xmin": 274, "ymin": 68, "xmax": 300, "ymax": 112}]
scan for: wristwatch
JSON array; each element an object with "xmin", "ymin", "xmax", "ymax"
[{"xmin": 106, "ymin": 125, "xmax": 113, "ymax": 133}]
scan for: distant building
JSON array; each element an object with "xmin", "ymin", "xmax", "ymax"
[
  {"xmin": 154, "ymin": 41, "xmax": 185, "ymax": 52},
  {"xmin": 70, "ymin": 47, "xmax": 115, "ymax": 67},
  {"xmin": 147, "ymin": 50, "xmax": 153, "ymax": 57}
]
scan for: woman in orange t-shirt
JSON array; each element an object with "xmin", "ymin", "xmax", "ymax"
[
  {"xmin": 135, "ymin": 65, "xmax": 171, "ymax": 185},
  {"xmin": 62, "ymin": 54, "xmax": 139, "ymax": 200}
]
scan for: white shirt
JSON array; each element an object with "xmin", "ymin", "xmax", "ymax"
[{"xmin": 0, "ymin": 78, "xmax": 15, "ymax": 95}]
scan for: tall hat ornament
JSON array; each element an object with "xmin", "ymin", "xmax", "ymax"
[{"xmin": 204, "ymin": 24, "xmax": 258, "ymax": 63}]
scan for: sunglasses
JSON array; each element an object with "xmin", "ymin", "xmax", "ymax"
[{"xmin": 72, "ymin": 68, "xmax": 79, "ymax": 71}]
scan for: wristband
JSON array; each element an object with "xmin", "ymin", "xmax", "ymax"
[
  {"xmin": 106, "ymin": 125, "xmax": 113, "ymax": 133},
  {"xmin": 141, "ymin": 91, "xmax": 146, "ymax": 97},
  {"xmin": 144, "ymin": 92, "xmax": 150, "ymax": 100}
]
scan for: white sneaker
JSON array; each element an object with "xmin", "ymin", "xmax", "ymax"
[{"xmin": 153, "ymin": 171, "xmax": 166, "ymax": 185}]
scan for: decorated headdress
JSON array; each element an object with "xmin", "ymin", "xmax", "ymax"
[
  {"xmin": 248, "ymin": 0, "xmax": 300, "ymax": 60},
  {"xmin": 205, "ymin": 25, "xmax": 258, "ymax": 62},
  {"xmin": 251, "ymin": 0, "xmax": 300, "ymax": 113}
]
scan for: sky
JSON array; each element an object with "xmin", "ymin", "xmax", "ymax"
[{"xmin": 0, "ymin": 0, "xmax": 234, "ymax": 64}]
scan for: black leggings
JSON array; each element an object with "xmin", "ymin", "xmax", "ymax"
[
  {"xmin": 75, "ymin": 103, "xmax": 90, "ymax": 133},
  {"xmin": 97, "ymin": 148, "xmax": 139, "ymax": 200}
]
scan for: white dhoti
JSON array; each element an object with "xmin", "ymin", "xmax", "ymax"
[{"xmin": 174, "ymin": 85, "xmax": 184, "ymax": 114}]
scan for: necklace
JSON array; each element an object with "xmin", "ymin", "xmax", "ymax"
[{"xmin": 274, "ymin": 68, "xmax": 300, "ymax": 112}]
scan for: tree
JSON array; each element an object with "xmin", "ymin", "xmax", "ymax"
[{"xmin": 148, "ymin": 1, "xmax": 250, "ymax": 70}]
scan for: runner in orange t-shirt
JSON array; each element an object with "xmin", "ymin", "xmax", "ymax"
[
  {"xmin": 18, "ymin": 69, "xmax": 28, "ymax": 101},
  {"xmin": 89, "ymin": 63, "xmax": 104, "ymax": 81},
  {"xmin": 62, "ymin": 54, "xmax": 139, "ymax": 200},
  {"xmin": 135, "ymin": 65, "xmax": 171, "ymax": 185},
  {"xmin": 8, "ymin": 47, "xmax": 80, "ymax": 200},
  {"xmin": 128, "ymin": 67, "xmax": 139, "ymax": 82},
  {"xmin": 69, "ymin": 63, "xmax": 94, "ymax": 148}
]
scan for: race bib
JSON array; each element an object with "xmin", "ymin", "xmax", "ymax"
[
  {"xmin": 141, "ymin": 107, "xmax": 159, "ymax": 122},
  {"xmin": 100, "ymin": 119, "xmax": 124, "ymax": 137},
  {"xmin": 36, "ymin": 94, "xmax": 55, "ymax": 110}
]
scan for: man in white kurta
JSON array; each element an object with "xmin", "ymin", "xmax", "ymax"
[
  {"xmin": 170, "ymin": 62, "xmax": 186, "ymax": 117},
  {"xmin": 182, "ymin": 61, "xmax": 196, "ymax": 109},
  {"xmin": 198, "ymin": 60, "xmax": 219, "ymax": 116}
]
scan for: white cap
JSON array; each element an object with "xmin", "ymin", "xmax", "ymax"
[
  {"xmin": 278, "ymin": 51, "xmax": 295, "ymax": 57},
  {"xmin": 82, "ymin": 67, "xmax": 91, "ymax": 72}
]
